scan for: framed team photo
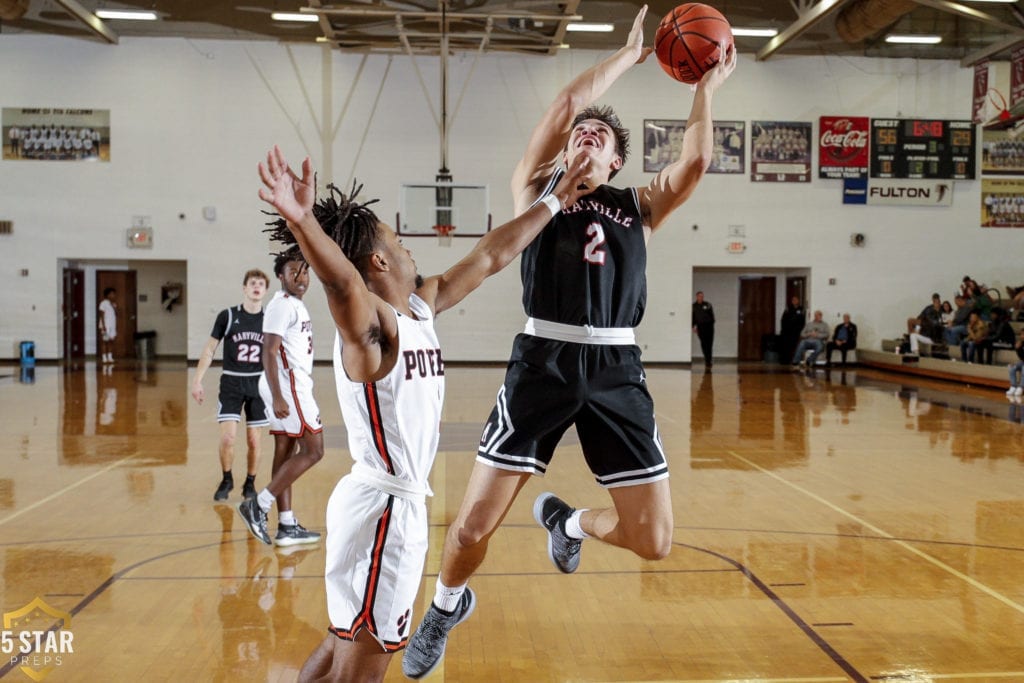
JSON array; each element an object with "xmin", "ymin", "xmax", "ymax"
[
  {"xmin": 644, "ymin": 120, "xmax": 745, "ymax": 174},
  {"xmin": 981, "ymin": 178, "xmax": 1024, "ymax": 227},
  {"xmin": 751, "ymin": 120, "xmax": 812, "ymax": 182},
  {"xmin": 643, "ymin": 119, "xmax": 687, "ymax": 173},
  {"xmin": 981, "ymin": 126, "xmax": 1024, "ymax": 176},
  {"xmin": 2, "ymin": 107, "xmax": 110, "ymax": 162}
]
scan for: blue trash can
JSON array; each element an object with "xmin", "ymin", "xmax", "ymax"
[{"xmin": 19, "ymin": 341, "xmax": 35, "ymax": 367}]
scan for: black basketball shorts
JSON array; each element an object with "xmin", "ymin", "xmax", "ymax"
[
  {"xmin": 217, "ymin": 374, "xmax": 269, "ymax": 427},
  {"xmin": 476, "ymin": 334, "xmax": 668, "ymax": 488}
]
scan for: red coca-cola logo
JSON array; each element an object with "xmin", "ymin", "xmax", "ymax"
[{"xmin": 820, "ymin": 118, "xmax": 868, "ymax": 164}]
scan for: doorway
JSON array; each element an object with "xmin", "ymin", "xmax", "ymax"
[
  {"xmin": 96, "ymin": 270, "xmax": 138, "ymax": 359},
  {"xmin": 63, "ymin": 268, "xmax": 85, "ymax": 359},
  {"xmin": 738, "ymin": 277, "xmax": 776, "ymax": 361}
]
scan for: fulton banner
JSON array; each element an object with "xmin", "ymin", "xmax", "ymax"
[{"xmin": 865, "ymin": 179, "xmax": 953, "ymax": 206}]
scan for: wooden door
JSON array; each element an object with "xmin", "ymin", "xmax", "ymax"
[
  {"xmin": 63, "ymin": 268, "xmax": 85, "ymax": 359},
  {"xmin": 96, "ymin": 270, "xmax": 137, "ymax": 359},
  {"xmin": 738, "ymin": 276, "xmax": 776, "ymax": 361}
]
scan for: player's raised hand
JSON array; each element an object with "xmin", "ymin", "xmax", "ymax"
[
  {"xmin": 626, "ymin": 5, "xmax": 653, "ymax": 64},
  {"xmin": 258, "ymin": 145, "xmax": 315, "ymax": 225},
  {"xmin": 699, "ymin": 41, "xmax": 737, "ymax": 91}
]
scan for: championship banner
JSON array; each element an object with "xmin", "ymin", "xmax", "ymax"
[
  {"xmin": 1012, "ymin": 45, "xmax": 1024, "ymax": 108},
  {"xmin": 981, "ymin": 177, "xmax": 1024, "ymax": 227},
  {"xmin": 751, "ymin": 120, "xmax": 811, "ymax": 183},
  {"xmin": 866, "ymin": 178, "xmax": 953, "ymax": 206},
  {"xmin": 973, "ymin": 61, "xmax": 989, "ymax": 124},
  {"xmin": 819, "ymin": 116, "xmax": 868, "ymax": 179}
]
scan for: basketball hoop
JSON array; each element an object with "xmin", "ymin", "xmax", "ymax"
[
  {"xmin": 989, "ymin": 88, "xmax": 1011, "ymax": 122},
  {"xmin": 433, "ymin": 224, "xmax": 455, "ymax": 247}
]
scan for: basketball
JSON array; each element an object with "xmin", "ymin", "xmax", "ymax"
[{"xmin": 654, "ymin": 3, "xmax": 733, "ymax": 84}]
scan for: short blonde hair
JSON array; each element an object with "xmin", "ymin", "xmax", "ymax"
[{"xmin": 243, "ymin": 269, "xmax": 269, "ymax": 286}]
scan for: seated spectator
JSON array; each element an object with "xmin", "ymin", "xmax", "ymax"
[
  {"xmin": 908, "ymin": 293, "xmax": 944, "ymax": 343},
  {"xmin": 1007, "ymin": 327, "xmax": 1024, "ymax": 397},
  {"xmin": 791, "ymin": 310, "xmax": 830, "ymax": 368},
  {"xmin": 943, "ymin": 295, "xmax": 973, "ymax": 345},
  {"xmin": 982, "ymin": 307, "xmax": 1015, "ymax": 365},
  {"xmin": 962, "ymin": 277, "xmax": 993, "ymax": 321},
  {"xmin": 1006, "ymin": 285, "xmax": 1024, "ymax": 320},
  {"xmin": 825, "ymin": 313, "xmax": 857, "ymax": 367},
  {"xmin": 959, "ymin": 311, "xmax": 988, "ymax": 363},
  {"xmin": 940, "ymin": 300, "xmax": 954, "ymax": 326}
]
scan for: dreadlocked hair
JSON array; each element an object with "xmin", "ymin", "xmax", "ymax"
[{"xmin": 263, "ymin": 180, "xmax": 382, "ymax": 278}]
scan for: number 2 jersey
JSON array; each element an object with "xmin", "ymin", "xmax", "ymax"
[
  {"xmin": 521, "ymin": 168, "xmax": 648, "ymax": 328},
  {"xmin": 210, "ymin": 304, "xmax": 264, "ymax": 376}
]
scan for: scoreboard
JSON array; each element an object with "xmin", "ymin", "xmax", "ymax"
[{"xmin": 870, "ymin": 119, "xmax": 975, "ymax": 179}]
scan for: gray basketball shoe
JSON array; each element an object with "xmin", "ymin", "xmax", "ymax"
[
  {"xmin": 533, "ymin": 492, "xmax": 582, "ymax": 574},
  {"xmin": 402, "ymin": 588, "xmax": 476, "ymax": 679}
]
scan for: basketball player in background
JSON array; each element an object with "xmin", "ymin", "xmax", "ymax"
[
  {"xmin": 255, "ymin": 145, "xmax": 592, "ymax": 682},
  {"xmin": 97, "ymin": 287, "xmax": 117, "ymax": 365},
  {"xmin": 404, "ymin": 5, "xmax": 736, "ymax": 677},
  {"xmin": 238, "ymin": 253, "xmax": 323, "ymax": 547},
  {"xmin": 191, "ymin": 269, "xmax": 271, "ymax": 501}
]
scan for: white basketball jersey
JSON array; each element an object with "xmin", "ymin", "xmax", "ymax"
[
  {"xmin": 263, "ymin": 290, "xmax": 314, "ymax": 377},
  {"xmin": 333, "ymin": 294, "xmax": 444, "ymax": 489}
]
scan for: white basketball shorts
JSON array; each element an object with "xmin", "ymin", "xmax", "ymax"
[
  {"xmin": 324, "ymin": 475, "xmax": 429, "ymax": 651},
  {"xmin": 258, "ymin": 370, "xmax": 322, "ymax": 437}
]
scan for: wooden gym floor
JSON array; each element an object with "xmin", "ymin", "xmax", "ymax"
[{"xmin": 1, "ymin": 361, "xmax": 1023, "ymax": 682}]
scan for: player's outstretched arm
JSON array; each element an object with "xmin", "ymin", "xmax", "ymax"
[
  {"xmin": 642, "ymin": 44, "xmax": 736, "ymax": 231},
  {"xmin": 512, "ymin": 5, "xmax": 652, "ymax": 208},
  {"xmin": 421, "ymin": 156, "xmax": 593, "ymax": 315},
  {"xmin": 258, "ymin": 146, "xmax": 385, "ymax": 380}
]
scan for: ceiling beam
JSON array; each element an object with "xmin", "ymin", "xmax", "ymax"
[
  {"xmin": 308, "ymin": 7, "xmax": 581, "ymax": 22},
  {"xmin": 910, "ymin": 0, "xmax": 1024, "ymax": 35},
  {"xmin": 53, "ymin": 0, "xmax": 118, "ymax": 44},
  {"xmin": 961, "ymin": 34, "xmax": 1024, "ymax": 67},
  {"xmin": 756, "ymin": 0, "xmax": 852, "ymax": 61}
]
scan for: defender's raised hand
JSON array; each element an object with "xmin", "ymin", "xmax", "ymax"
[
  {"xmin": 258, "ymin": 145, "xmax": 315, "ymax": 225},
  {"xmin": 550, "ymin": 155, "xmax": 595, "ymax": 208},
  {"xmin": 626, "ymin": 5, "xmax": 653, "ymax": 64}
]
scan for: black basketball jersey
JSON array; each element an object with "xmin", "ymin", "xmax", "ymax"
[
  {"xmin": 520, "ymin": 169, "xmax": 647, "ymax": 328},
  {"xmin": 210, "ymin": 305, "xmax": 264, "ymax": 375}
]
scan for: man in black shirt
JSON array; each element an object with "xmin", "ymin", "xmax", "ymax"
[{"xmin": 692, "ymin": 291, "xmax": 716, "ymax": 368}]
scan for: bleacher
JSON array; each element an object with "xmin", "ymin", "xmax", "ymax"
[{"xmin": 861, "ymin": 320, "xmax": 1023, "ymax": 390}]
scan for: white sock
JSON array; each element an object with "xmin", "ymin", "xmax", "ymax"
[
  {"xmin": 432, "ymin": 577, "xmax": 467, "ymax": 613},
  {"xmin": 279, "ymin": 510, "xmax": 296, "ymax": 526},
  {"xmin": 256, "ymin": 489, "xmax": 275, "ymax": 513},
  {"xmin": 565, "ymin": 510, "xmax": 589, "ymax": 540}
]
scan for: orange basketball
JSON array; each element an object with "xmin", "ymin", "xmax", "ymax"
[{"xmin": 654, "ymin": 3, "xmax": 733, "ymax": 84}]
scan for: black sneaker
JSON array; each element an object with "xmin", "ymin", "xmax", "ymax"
[
  {"xmin": 213, "ymin": 478, "xmax": 233, "ymax": 501},
  {"xmin": 532, "ymin": 492, "xmax": 582, "ymax": 574},
  {"xmin": 274, "ymin": 522, "xmax": 321, "ymax": 547},
  {"xmin": 241, "ymin": 480, "xmax": 257, "ymax": 500},
  {"xmin": 237, "ymin": 498, "xmax": 271, "ymax": 545},
  {"xmin": 402, "ymin": 588, "xmax": 476, "ymax": 679}
]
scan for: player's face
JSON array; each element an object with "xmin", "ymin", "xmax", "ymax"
[
  {"xmin": 244, "ymin": 277, "xmax": 268, "ymax": 303},
  {"xmin": 279, "ymin": 260, "xmax": 309, "ymax": 299},
  {"xmin": 566, "ymin": 119, "xmax": 621, "ymax": 178},
  {"xmin": 380, "ymin": 225, "xmax": 423, "ymax": 290}
]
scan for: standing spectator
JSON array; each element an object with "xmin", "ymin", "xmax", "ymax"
[
  {"xmin": 825, "ymin": 313, "xmax": 858, "ymax": 367},
  {"xmin": 780, "ymin": 295, "xmax": 806, "ymax": 364},
  {"xmin": 691, "ymin": 291, "xmax": 715, "ymax": 369},
  {"xmin": 960, "ymin": 311, "xmax": 988, "ymax": 363},
  {"xmin": 97, "ymin": 287, "xmax": 117, "ymax": 365},
  {"xmin": 791, "ymin": 310, "xmax": 830, "ymax": 367},
  {"xmin": 1006, "ymin": 328, "xmax": 1024, "ymax": 397}
]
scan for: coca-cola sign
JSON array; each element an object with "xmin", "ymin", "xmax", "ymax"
[{"xmin": 819, "ymin": 116, "xmax": 869, "ymax": 179}]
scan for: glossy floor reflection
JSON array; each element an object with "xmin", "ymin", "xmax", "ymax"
[{"xmin": 1, "ymin": 361, "xmax": 1022, "ymax": 682}]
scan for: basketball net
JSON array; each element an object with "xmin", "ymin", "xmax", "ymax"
[
  {"xmin": 433, "ymin": 224, "xmax": 454, "ymax": 247},
  {"xmin": 988, "ymin": 87, "xmax": 1011, "ymax": 122}
]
